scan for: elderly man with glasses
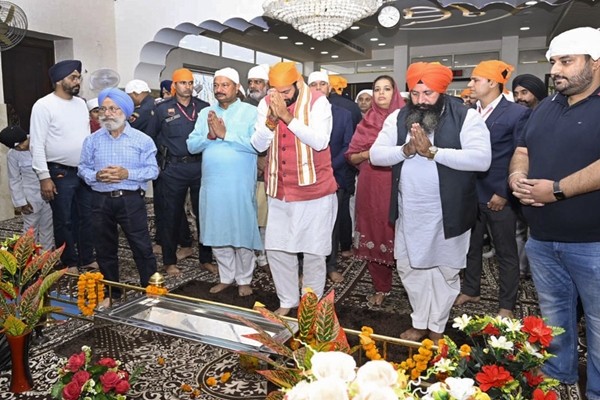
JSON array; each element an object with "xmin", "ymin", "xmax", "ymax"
[
  {"xmin": 30, "ymin": 59, "xmax": 97, "ymax": 274},
  {"xmin": 78, "ymin": 88, "xmax": 159, "ymax": 308}
]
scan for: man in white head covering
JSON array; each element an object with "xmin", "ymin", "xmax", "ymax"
[
  {"xmin": 125, "ymin": 79, "xmax": 155, "ymax": 134},
  {"xmin": 245, "ymin": 64, "xmax": 270, "ymax": 106},
  {"xmin": 355, "ymin": 89, "xmax": 373, "ymax": 116},
  {"xmin": 187, "ymin": 67, "xmax": 262, "ymax": 297},
  {"xmin": 509, "ymin": 27, "xmax": 600, "ymax": 398}
]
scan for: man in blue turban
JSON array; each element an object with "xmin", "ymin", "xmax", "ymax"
[{"xmin": 78, "ymin": 88, "xmax": 159, "ymax": 308}]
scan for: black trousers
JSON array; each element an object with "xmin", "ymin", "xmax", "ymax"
[
  {"xmin": 326, "ymin": 188, "xmax": 350, "ymax": 273},
  {"xmin": 464, "ymin": 203, "xmax": 519, "ymax": 310},
  {"xmin": 91, "ymin": 191, "xmax": 156, "ymax": 298},
  {"xmin": 152, "ymin": 177, "xmax": 192, "ymax": 247}
]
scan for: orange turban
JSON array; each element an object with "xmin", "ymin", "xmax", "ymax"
[
  {"xmin": 406, "ymin": 62, "xmax": 453, "ymax": 94},
  {"xmin": 269, "ymin": 62, "xmax": 301, "ymax": 87},
  {"xmin": 171, "ymin": 68, "xmax": 194, "ymax": 95},
  {"xmin": 472, "ymin": 60, "xmax": 514, "ymax": 93},
  {"xmin": 329, "ymin": 75, "xmax": 347, "ymax": 95},
  {"xmin": 460, "ymin": 88, "xmax": 471, "ymax": 97}
]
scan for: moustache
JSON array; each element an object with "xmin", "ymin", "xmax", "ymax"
[
  {"xmin": 248, "ymin": 88, "xmax": 259, "ymax": 93},
  {"xmin": 215, "ymin": 92, "xmax": 226, "ymax": 96}
]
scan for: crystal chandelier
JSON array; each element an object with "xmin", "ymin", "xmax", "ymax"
[{"xmin": 263, "ymin": 0, "xmax": 383, "ymax": 41}]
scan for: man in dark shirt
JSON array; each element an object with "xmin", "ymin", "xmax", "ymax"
[
  {"xmin": 126, "ymin": 79, "xmax": 156, "ymax": 134},
  {"xmin": 509, "ymin": 27, "xmax": 600, "ymax": 398}
]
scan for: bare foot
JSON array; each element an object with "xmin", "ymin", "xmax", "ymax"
[
  {"xmin": 274, "ymin": 308, "xmax": 291, "ymax": 316},
  {"xmin": 67, "ymin": 266, "xmax": 79, "ymax": 274},
  {"xmin": 97, "ymin": 298, "xmax": 111, "ymax": 310},
  {"xmin": 454, "ymin": 293, "xmax": 481, "ymax": 306},
  {"xmin": 400, "ymin": 328, "xmax": 428, "ymax": 341},
  {"xmin": 238, "ymin": 285, "xmax": 253, "ymax": 297},
  {"xmin": 341, "ymin": 250, "xmax": 353, "ymax": 259},
  {"xmin": 176, "ymin": 247, "xmax": 194, "ymax": 261},
  {"xmin": 165, "ymin": 264, "xmax": 182, "ymax": 276},
  {"xmin": 429, "ymin": 331, "xmax": 444, "ymax": 342},
  {"xmin": 366, "ymin": 292, "xmax": 389, "ymax": 307},
  {"xmin": 202, "ymin": 262, "xmax": 219, "ymax": 274},
  {"xmin": 210, "ymin": 282, "xmax": 233, "ymax": 293},
  {"xmin": 498, "ymin": 308, "xmax": 514, "ymax": 318},
  {"xmin": 81, "ymin": 261, "xmax": 99, "ymax": 271},
  {"xmin": 328, "ymin": 271, "xmax": 344, "ymax": 283},
  {"xmin": 152, "ymin": 244, "xmax": 162, "ymax": 254}
]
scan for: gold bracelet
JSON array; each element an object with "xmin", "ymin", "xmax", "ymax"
[{"xmin": 507, "ymin": 171, "xmax": 528, "ymax": 183}]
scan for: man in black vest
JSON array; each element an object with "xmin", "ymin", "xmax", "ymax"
[{"xmin": 370, "ymin": 62, "xmax": 491, "ymax": 341}]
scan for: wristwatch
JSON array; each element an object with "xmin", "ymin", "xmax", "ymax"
[
  {"xmin": 427, "ymin": 146, "xmax": 439, "ymax": 161},
  {"xmin": 553, "ymin": 181, "xmax": 566, "ymax": 201}
]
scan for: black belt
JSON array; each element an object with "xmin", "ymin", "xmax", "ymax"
[
  {"xmin": 48, "ymin": 162, "xmax": 78, "ymax": 171},
  {"xmin": 97, "ymin": 189, "xmax": 145, "ymax": 198},
  {"xmin": 167, "ymin": 155, "xmax": 202, "ymax": 164}
]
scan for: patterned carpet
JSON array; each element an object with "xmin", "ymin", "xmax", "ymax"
[{"xmin": 0, "ymin": 204, "xmax": 587, "ymax": 399}]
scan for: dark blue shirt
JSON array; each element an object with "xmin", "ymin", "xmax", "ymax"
[
  {"xmin": 129, "ymin": 95, "xmax": 156, "ymax": 134},
  {"xmin": 329, "ymin": 104, "xmax": 354, "ymax": 190},
  {"xmin": 329, "ymin": 93, "xmax": 362, "ymax": 131},
  {"xmin": 518, "ymin": 86, "xmax": 600, "ymax": 242}
]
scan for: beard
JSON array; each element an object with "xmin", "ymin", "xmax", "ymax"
[
  {"xmin": 553, "ymin": 61, "xmax": 594, "ymax": 97},
  {"xmin": 61, "ymin": 81, "xmax": 80, "ymax": 96},
  {"xmin": 404, "ymin": 95, "xmax": 445, "ymax": 134},
  {"xmin": 248, "ymin": 87, "xmax": 268, "ymax": 102},
  {"xmin": 284, "ymin": 84, "xmax": 300, "ymax": 107},
  {"xmin": 99, "ymin": 114, "xmax": 126, "ymax": 131}
]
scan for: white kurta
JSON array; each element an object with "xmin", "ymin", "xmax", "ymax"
[{"xmin": 370, "ymin": 108, "xmax": 491, "ymax": 269}]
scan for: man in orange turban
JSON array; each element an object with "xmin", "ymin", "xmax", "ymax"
[
  {"xmin": 327, "ymin": 74, "xmax": 362, "ymax": 130},
  {"xmin": 329, "ymin": 75, "xmax": 347, "ymax": 95},
  {"xmin": 368, "ymin": 61, "xmax": 492, "ymax": 342},
  {"xmin": 456, "ymin": 60, "xmax": 530, "ymax": 319},
  {"xmin": 251, "ymin": 61, "xmax": 338, "ymax": 316},
  {"xmin": 460, "ymin": 88, "xmax": 473, "ymax": 106}
]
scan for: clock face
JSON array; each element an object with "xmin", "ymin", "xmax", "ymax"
[{"xmin": 378, "ymin": 6, "xmax": 400, "ymax": 28}]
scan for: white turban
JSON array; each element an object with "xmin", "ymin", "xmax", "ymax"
[
  {"xmin": 308, "ymin": 71, "xmax": 329, "ymax": 85},
  {"xmin": 86, "ymin": 98, "xmax": 99, "ymax": 111},
  {"xmin": 247, "ymin": 64, "xmax": 269, "ymax": 81},
  {"xmin": 355, "ymin": 89, "xmax": 373, "ymax": 102},
  {"xmin": 124, "ymin": 79, "xmax": 151, "ymax": 94},
  {"xmin": 546, "ymin": 27, "xmax": 600, "ymax": 61},
  {"xmin": 215, "ymin": 67, "xmax": 240, "ymax": 85}
]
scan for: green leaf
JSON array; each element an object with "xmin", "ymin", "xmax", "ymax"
[
  {"xmin": 297, "ymin": 292, "xmax": 318, "ymax": 339},
  {"xmin": 254, "ymin": 306, "xmax": 288, "ymax": 328},
  {"xmin": 29, "ymin": 306, "xmax": 63, "ymax": 331},
  {"xmin": 13, "ymin": 228, "xmax": 35, "ymax": 270},
  {"xmin": 235, "ymin": 351, "xmax": 283, "ymax": 369},
  {"xmin": 39, "ymin": 269, "xmax": 67, "ymax": 298},
  {"xmin": 20, "ymin": 250, "xmax": 51, "ymax": 286},
  {"xmin": 50, "ymin": 381, "xmax": 66, "ymax": 399},
  {"xmin": 0, "ymin": 280, "xmax": 16, "ymax": 299},
  {"xmin": 314, "ymin": 291, "xmax": 337, "ymax": 343},
  {"xmin": 39, "ymin": 245, "xmax": 64, "ymax": 278},
  {"xmin": 18, "ymin": 278, "xmax": 43, "ymax": 322},
  {"xmin": 3, "ymin": 314, "xmax": 28, "ymax": 336},
  {"xmin": 243, "ymin": 333, "xmax": 294, "ymax": 359},
  {"xmin": 257, "ymin": 369, "xmax": 301, "ymax": 389},
  {"xmin": 0, "ymin": 249, "xmax": 18, "ymax": 276},
  {"xmin": 265, "ymin": 391, "xmax": 285, "ymax": 400}
]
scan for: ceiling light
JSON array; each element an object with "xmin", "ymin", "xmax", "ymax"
[
  {"xmin": 295, "ymin": 42, "xmax": 304, "ymax": 45},
  {"xmin": 263, "ymin": 29, "xmax": 269, "ymax": 32},
  {"xmin": 370, "ymin": 38, "xmax": 379, "ymax": 42},
  {"xmin": 366, "ymin": 63, "xmax": 372, "ymax": 66},
  {"xmin": 351, "ymin": 26, "xmax": 360, "ymax": 30},
  {"xmin": 331, "ymin": 55, "xmax": 339, "ymax": 58},
  {"xmin": 442, "ymin": 58, "xmax": 448, "ymax": 61},
  {"xmin": 321, "ymin": 51, "xmax": 329, "ymax": 54},
  {"xmin": 279, "ymin": 36, "xmax": 288, "ymax": 40},
  {"xmin": 310, "ymin": 47, "xmax": 315, "ymax": 50},
  {"xmin": 263, "ymin": 0, "xmax": 381, "ymax": 41},
  {"xmin": 381, "ymin": 66, "xmax": 387, "ymax": 69},
  {"xmin": 378, "ymin": 43, "xmax": 385, "ymax": 46},
  {"xmin": 520, "ymin": 27, "xmax": 530, "ymax": 31},
  {"xmin": 525, "ymin": 0, "xmax": 538, "ymax": 5}
]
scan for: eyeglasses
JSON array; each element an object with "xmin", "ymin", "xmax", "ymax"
[{"xmin": 98, "ymin": 106, "xmax": 121, "ymax": 114}]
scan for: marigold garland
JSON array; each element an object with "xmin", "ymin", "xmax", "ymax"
[
  {"xmin": 77, "ymin": 272, "xmax": 105, "ymax": 316},
  {"xmin": 399, "ymin": 338, "xmax": 435, "ymax": 380},
  {"xmin": 146, "ymin": 284, "xmax": 168, "ymax": 296},
  {"xmin": 359, "ymin": 326, "xmax": 383, "ymax": 361}
]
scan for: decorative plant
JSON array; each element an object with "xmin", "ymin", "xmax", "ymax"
[
  {"xmin": 50, "ymin": 345, "xmax": 142, "ymax": 400},
  {"xmin": 0, "ymin": 228, "xmax": 66, "ymax": 336},
  {"xmin": 232, "ymin": 290, "xmax": 360, "ymax": 400}
]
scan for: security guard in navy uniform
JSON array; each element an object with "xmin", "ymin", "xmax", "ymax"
[
  {"xmin": 146, "ymin": 68, "xmax": 214, "ymax": 276},
  {"xmin": 125, "ymin": 79, "xmax": 156, "ymax": 134}
]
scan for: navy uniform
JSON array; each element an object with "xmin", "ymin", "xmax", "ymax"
[
  {"xmin": 146, "ymin": 96, "xmax": 212, "ymax": 267},
  {"xmin": 129, "ymin": 95, "xmax": 156, "ymax": 134}
]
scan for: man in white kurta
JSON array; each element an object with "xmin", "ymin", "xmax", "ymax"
[
  {"xmin": 187, "ymin": 68, "xmax": 261, "ymax": 297},
  {"xmin": 251, "ymin": 62, "xmax": 338, "ymax": 315},
  {"xmin": 370, "ymin": 62, "xmax": 491, "ymax": 341}
]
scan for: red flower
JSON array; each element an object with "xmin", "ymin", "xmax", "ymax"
[
  {"xmin": 119, "ymin": 370, "xmax": 130, "ymax": 381},
  {"xmin": 482, "ymin": 324, "xmax": 501, "ymax": 335},
  {"xmin": 97, "ymin": 357, "xmax": 118, "ymax": 368},
  {"xmin": 533, "ymin": 388, "xmax": 558, "ymax": 400},
  {"xmin": 115, "ymin": 379, "xmax": 131, "ymax": 394},
  {"xmin": 100, "ymin": 371, "xmax": 122, "ymax": 392},
  {"xmin": 475, "ymin": 364, "xmax": 514, "ymax": 392},
  {"xmin": 62, "ymin": 380, "xmax": 82, "ymax": 400},
  {"xmin": 523, "ymin": 316, "xmax": 554, "ymax": 347},
  {"xmin": 72, "ymin": 370, "xmax": 91, "ymax": 386},
  {"xmin": 65, "ymin": 352, "xmax": 86, "ymax": 372},
  {"xmin": 524, "ymin": 370, "xmax": 544, "ymax": 387}
]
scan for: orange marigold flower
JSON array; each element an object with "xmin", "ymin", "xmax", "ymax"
[
  {"xmin": 181, "ymin": 383, "xmax": 192, "ymax": 392},
  {"xmin": 361, "ymin": 326, "xmax": 374, "ymax": 335},
  {"xmin": 220, "ymin": 372, "xmax": 231, "ymax": 383},
  {"xmin": 206, "ymin": 377, "xmax": 217, "ymax": 386},
  {"xmin": 158, "ymin": 357, "xmax": 165, "ymax": 365}
]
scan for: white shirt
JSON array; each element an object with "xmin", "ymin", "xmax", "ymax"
[
  {"xmin": 6, "ymin": 148, "xmax": 44, "ymax": 207},
  {"xmin": 476, "ymin": 94, "xmax": 503, "ymax": 122},
  {"xmin": 29, "ymin": 93, "xmax": 90, "ymax": 180},
  {"xmin": 370, "ymin": 108, "xmax": 491, "ymax": 268}
]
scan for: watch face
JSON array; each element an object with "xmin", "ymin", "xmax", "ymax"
[{"xmin": 378, "ymin": 6, "xmax": 400, "ymax": 28}]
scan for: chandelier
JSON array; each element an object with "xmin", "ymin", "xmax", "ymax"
[{"xmin": 263, "ymin": 0, "xmax": 383, "ymax": 41}]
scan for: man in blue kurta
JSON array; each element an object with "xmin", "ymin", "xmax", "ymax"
[{"xmin": 187, "ymin": 67, "xmax": 261, "ymax": 297}]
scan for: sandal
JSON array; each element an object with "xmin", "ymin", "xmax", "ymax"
[{"xmin": 366, "ymin": 292, "xmax": 390, "ymax": 308}]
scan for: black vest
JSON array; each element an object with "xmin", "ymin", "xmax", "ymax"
[{"xmin": 390, "ymin": 98, "xmax": 477, "ymax": 239}]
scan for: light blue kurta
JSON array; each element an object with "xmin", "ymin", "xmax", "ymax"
[{"xmin": 187, "ymin": 99, "xmax": 262, "ymax": 250}]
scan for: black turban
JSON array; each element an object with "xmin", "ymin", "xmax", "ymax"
[
  {"xmin": 0, "ymin": 125, "xmax": 27, "ymax": 149},
  {"xmin": 512, "ymin": 74, "xmax": 547, "ymax": 101},
  {"xmin": 49, "ymin": 60, "xmax": 82, "ymax": 83}
]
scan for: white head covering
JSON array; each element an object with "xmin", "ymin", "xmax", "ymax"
[
  {"xmin": 86, "ymin": 98, "xmax": 99, "ymax": 111},
  {"xmin": 355, "ymin": 89, "xmax": 373, "ymax": 102},
  {"xmin": 239, "ymin": 86, "xmax": 246, "ymax": 96},
  {"xmin": 215, "ymin": 67, "xmax": 240, "ymax": 85},
  {"xmin": 124, "ymin": 79, "xmax": 151, "ymax": 94},
  {"xmin": 400, "ymin": 92, "xmax": 410, "ymax": 99},
  {"xmin": 308, "ymin": 71, "xmax": 329, "ymax": 85},
  {"xmin": 546, "ymin": 27, "xmax": 600, "ymax": 61},
  {"xmin": 247, "ymin": 64, "xmax": 269, "ymax": 81}
]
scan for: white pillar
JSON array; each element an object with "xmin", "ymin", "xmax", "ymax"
[{"xmin": 393, "ymin": 45, "xmax": 409, "ymax": 92}]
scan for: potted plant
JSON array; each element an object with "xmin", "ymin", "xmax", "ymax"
[{"xmin": 0, "ymin": 228, "xmax": 66, "ymax": 392}]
